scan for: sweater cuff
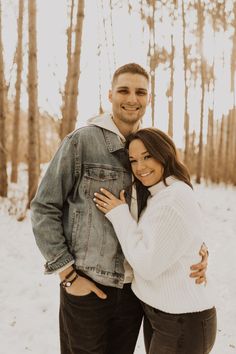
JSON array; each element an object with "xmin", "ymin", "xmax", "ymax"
[{"xmin": 106, "ymin": 204, "xmax": 130, "ymax": 223}]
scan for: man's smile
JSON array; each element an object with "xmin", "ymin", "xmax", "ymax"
[{"xmin": 121, "ymin": 105, "xmax": 140, "ymax": 111}]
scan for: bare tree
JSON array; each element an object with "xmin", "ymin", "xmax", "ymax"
[
  {"xmin": 60, "ymin": 0, "xmax": 75, "ymax": 139},
  {"xmin": 60, "ymin": 0, "xmax": 85, "ymax": 139},
  {"xmin": 27, "ymin": 0, "xmax": 39, "ymax": 205},
  {"xmin": 204, "ymin": 102, "xmax": 215, "ymax": 183},
  {"xmin": 196, "ymin": 1, "xmax": 206, "ymax": 184},
  {"xmin": 228, "ymin": 2, "xmax": 236, "ymax": 185},
  {"xmin": 11, "ymin": 0, "xmax": 24, "ymax": 183},
  {"xmin": 109, "ymin": 0, "xmax": 116, "ymax": 68},
  {"xmin": 147, "ymin": 0, "xmax": 157, "ymax": 126},
  {"xmin": 181, "ymin": 0, "xmax": 190, "ymax": 167},
  {"xmin": 0, "ymin": 0, "xmax": 7, "ymax": 197},
  {"xmin": 216, "ymin": 116, "xmax": 225, "ymax": 183},
  {"xmin": 167, "ymin": 33, "xmax": 174, "ymax": 138}
]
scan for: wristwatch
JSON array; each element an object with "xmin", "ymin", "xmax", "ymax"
[{"xmin": 61, "ymin": 270, "xmax": 79, "ymax": 288}]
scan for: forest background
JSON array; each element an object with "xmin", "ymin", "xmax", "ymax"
[{"xmin": 0, "ymin": 1, "xmax": 236, "ymax": 353}]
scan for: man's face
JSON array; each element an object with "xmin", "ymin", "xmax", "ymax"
[{"xmin": 109, "ymin": 73, "xmax": 150, "ymax": 130}]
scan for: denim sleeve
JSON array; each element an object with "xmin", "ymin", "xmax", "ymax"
[{"xmin": 30, "ymin": 134, "xmax": 79, "ymax": 274}]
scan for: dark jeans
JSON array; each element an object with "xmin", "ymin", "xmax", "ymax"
[
  {"xmin": 142, "ymin": 303, "xmax": 217, "ymax": 354},
  {"xmin": 59, "ymin": 282, "xmax": 143, "ymax": 354}
]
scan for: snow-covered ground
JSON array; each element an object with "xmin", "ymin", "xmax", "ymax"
[{"xmin": 0, "ymin": 181, "xmax": 236, "ymax": 354}]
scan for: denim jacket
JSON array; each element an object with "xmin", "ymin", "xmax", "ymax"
[{"xmin": 31, "ymin": 116, "xmax": 135, "ymax": 288}]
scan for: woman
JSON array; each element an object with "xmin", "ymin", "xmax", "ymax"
[{"xmin": 93, "ymin": 128, "xmax": 217, "ymax": 354}]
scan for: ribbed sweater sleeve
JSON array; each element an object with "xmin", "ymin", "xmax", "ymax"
[{"xmin": 106, "ymin": 202, "xmax": 194, "ymax": 281}]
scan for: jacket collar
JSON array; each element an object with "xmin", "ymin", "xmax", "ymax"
[{"xmin": 87, "ymin": 113, "xmax": 125, "ymax": 152}]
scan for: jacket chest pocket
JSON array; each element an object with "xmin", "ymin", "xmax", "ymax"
[{"xmin": 83, "ymin": 167, "xmax": 122, "ymax": 198}]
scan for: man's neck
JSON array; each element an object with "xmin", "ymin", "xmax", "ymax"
[{"xmin": 111, "ymin": 117, "xmax": 140, "ymax": 138}]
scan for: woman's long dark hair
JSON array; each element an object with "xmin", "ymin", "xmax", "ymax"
[{"xmin": 125, "ymin": 128, "xmax": 193, "ymax": 189}]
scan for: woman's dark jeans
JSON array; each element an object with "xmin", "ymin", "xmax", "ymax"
[
  {"xmin": 143, "ymin": 303, "xmax": 217, "ymax": 354},
  {"xmin": 59, "ymin": 281, "xmax": 143, "ymax": 354}
]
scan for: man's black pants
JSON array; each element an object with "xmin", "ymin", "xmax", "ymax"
[{"xmin": 59, "ymin": 282, "xmax": 143, "ymax": 354}]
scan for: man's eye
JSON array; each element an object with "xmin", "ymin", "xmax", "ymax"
[
  {"xmin": 136, "ymin": 91, "xmax": 147, "ymax": 96},
  {"xmin": 118, "ymin": 90, "xmax": 128, "ymax": 94}
]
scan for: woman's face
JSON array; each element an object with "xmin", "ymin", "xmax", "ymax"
[{"xmin": 128, "ymin": 139, "xmax": 164, "ymax": 187}]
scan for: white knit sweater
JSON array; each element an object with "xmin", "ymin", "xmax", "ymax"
[{"xmin": 106, "ymin": 176, "xmax": 215, "ymax": 313}]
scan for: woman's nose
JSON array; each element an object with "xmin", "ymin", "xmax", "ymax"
[{"xmin": 136, "ymin": 159, "xmax": 145, "ymax": 171}]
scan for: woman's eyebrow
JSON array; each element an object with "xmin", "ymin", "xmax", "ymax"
[{"xmin": 129, "ymin": 151, "xmax": 149, "ymax": 158}]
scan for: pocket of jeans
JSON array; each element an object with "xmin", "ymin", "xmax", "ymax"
[
  {"xmin": 202, "ymin": 310, "xmax": 217, "ymax": 353},
  {"xmin": 66, "ymin": 289, "xmax": 93, "ymax": 298},
  {"xmin": 62, "ymin": 286, "xmax": 94, "ymax": 302}
]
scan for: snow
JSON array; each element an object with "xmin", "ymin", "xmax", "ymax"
[{"xmin": 0, "ymin": 181, "xmax": 236, "ymax": 354}]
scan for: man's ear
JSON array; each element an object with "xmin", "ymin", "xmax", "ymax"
[{"xmin": 108, "ymin": 89, "xmax": 112, "ymax": 103}]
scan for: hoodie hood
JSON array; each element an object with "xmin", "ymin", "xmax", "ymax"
[{"xmin": 87, "ymin": 113, "xmax": 126, "ymax": 143}]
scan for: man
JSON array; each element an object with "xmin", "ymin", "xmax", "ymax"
[{"xmin": 31, "ymin": 63, "xmax": 207, "ymax": 354}]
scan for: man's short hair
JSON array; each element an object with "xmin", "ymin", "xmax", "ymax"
[{"xmin": 112, "ymin": 63, "xmax": 150, "ymax": 86}]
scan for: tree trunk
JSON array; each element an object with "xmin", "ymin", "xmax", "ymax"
[
  {"xmin": 60, "ymin": 0, "xmax": 75, "ymax": 139},
  {"xmin": 216, "ymin": 116, "xmax": 225, "ymax": 183},
  {"xmin": 204, "ymin": 107, "xmax": 215, "ymax": 183},
  {"xmin": 109, "ymin": 0, "xmax": 116, "ymax": 68},
  {"xmin": 229, "ymin": 2, "xmax": 236, "ymax": 184},
  {"xmin": 167, "ymin": 34, "xmax": 174, "ymax": 138},
  {"xmin": 61, "ymin": 0, "xmax": 85, "ymax": 138},
  {"xmin": 11, "ymin": 0, "xmax": 24, "ymax": 183},
  {"xmin": 182, "ymin": 0, "xmax": 190, "ymax": 168},
  {"xmin": 0, "ymin": 0, "xmax": 7, "ymax": 197},
  {"xmin": 196, "ymin": 1, "xmax": 205, "ymax": 184},
  {"xmin": 224, "ymin": 112, "xmax": 232, "ymax": 184},
  {"xmin": 28, "ymin": 0, "xmax": 39, "ymax": 205},
  {"xmin": 67, "ymin": 0, "xmax": 84, "ymax": 134},
  {"xmin": 149, "ymin": 1, "xmax": 156, "ymax": 126}
]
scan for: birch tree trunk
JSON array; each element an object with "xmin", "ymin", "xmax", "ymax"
[
  {"xmin": 28, "ymin": 0, "xmax": 39, "ymax": 205},
  {"xmin": 0, "ymin": 1, "xmax": 8, "ymax": 197},
  {"xmin": 11, "ymin": 0, "xmax": 24, "ymax": 183}
]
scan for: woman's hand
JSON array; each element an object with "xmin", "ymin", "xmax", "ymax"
[{"xmin": 93, "ymin": 188, "xmax": 126, "ymax": 214}]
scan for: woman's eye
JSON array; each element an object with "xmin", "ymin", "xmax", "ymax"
[{"xmin": 144, "ymin": 155, "xmax": 151, "ymax": 160}]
